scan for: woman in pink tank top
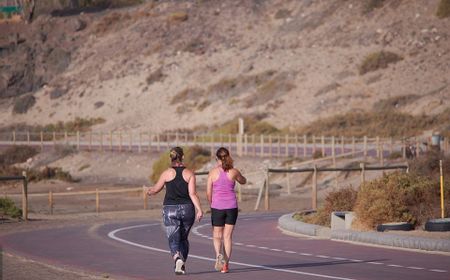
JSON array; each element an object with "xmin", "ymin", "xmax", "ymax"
[{"xmin": 206, "ymin": 147, "xmax": 246, "ymax": 273}]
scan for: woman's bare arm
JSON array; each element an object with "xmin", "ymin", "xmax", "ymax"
[{"xmin": 187, "ymin": 170, "xmax": 203, "ymax": 222}]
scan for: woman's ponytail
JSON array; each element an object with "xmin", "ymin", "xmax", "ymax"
[{"xmin": 216, "ymin": 147, "xmax": 233, "ymax": 171}]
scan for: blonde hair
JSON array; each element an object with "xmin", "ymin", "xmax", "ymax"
[{"xmin": 216, "ymin": 147, "xmax": 233, "ymax": 171}]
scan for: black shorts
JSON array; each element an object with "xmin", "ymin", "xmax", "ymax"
[{"xmin": 211, "ymin": 208, "xmax": 238, "ymax": 227}]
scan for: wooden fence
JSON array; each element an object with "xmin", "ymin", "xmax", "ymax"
[
  {"xmin": 0, "ymin": 130, "xmax": 434, "ymax": 160},
  {"xmin": 255, "ymin": 164, "xmax": 409, "ymax": 211}
]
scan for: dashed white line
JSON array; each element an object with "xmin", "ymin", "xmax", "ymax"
[
  {"xmin": 258, "ymin": 247, "xmax": 270, "ymax": 250},
  {"xmin": 407, "ymin": 266, "xmax": 424, "ymax": 270},
  {"xmin": 285, "ymin": 251, "xmax": 296, "ymax": 254},
  {"xmin": 387, "ymin": 264, "xmax": 404, "ymax": 268},
  {"xmin": 270, "ymin": 248, "xmax": 282, "ymax": 252},
  {"xmin": 246, "ymin": 244, "xmax": 257, "ymax": 248},
  {"xmin": 368, "ymin": 262, "xmax": 383, "ymax": 265},
  {"xmin": 234, "ymin": 242, "xmax": 244, "ymax": 246},
  {"xmin": 429, "ymin": 269, "xmax": 447, "ymax": 273},
  {"xmin": 316, "ymin": 255, "xmax": 331, "ymax": 259},
  {"xmin": 299, "ymin": 253, "xmax": 313, "ymax": 256}
]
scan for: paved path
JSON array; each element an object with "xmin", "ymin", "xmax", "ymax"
[{"xmin": 2, "ymin": 213, "xmax": 449, "ymax": 279}]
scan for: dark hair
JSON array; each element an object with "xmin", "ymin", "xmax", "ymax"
[
  {"xmin": 170, "ymin": 147, "xmax": 184, "ymax": 163},
  {"xmin": 216, "ymin": 147, "xmax": 233, "ymax": 171}
]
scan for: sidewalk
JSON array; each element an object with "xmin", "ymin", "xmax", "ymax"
[{"xmin": 278, "ymin": 213, "xmax": 450, "ymax": 253}]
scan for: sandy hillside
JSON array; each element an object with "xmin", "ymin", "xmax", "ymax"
[{"xmin": 0, "ymin": 0, "xmax": 449, "ymax": 133}]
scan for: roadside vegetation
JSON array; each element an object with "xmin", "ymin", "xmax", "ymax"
[
  {"xmin": 359, "ymin": 51, "xmax": 403, "ymax": 75},
  {"xmin": 293, "ymin": 109, "xmax": 450, "ymax": 138},
  {"xmin": 436, "ymin": 0, "xmax": 450, "ymax": 18},
  {"xmin": 0, "ymin": 197, "xmax": 22, "ymax": 219},
  {"xmin": 294, "ymin": 151, "xmax": 450, "ymax": 230}
]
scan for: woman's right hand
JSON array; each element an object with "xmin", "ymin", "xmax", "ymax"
[{"xmin": 196, "ymin": 209, "xmax": 203, "ymax": 222}]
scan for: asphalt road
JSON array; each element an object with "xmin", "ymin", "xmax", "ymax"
[{"xmin": 1, "ymin": 213, "xmax": 449, "ymax": 280}]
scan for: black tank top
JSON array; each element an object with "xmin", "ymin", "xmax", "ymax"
[{"xmin": 163, "ymin": 167, "xmax": 193, "ymax": 205}]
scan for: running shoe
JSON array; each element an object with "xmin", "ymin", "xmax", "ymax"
[
  {"xmin": 175, "ymin": 258, "xmax": 185, "ymax": 275},
  {"xmin": 214, "ymin": 254, "xmax": 224, "ymax": 271},
  {"xmin": 220, "ymin": 263, "xmax": 229, "ymax": 273}
]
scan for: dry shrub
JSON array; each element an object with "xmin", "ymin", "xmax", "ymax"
[
  {"xmin": 151, "ymin": 146, "xmax": 210, "ymax": 183},
  {"xmin": 0, "ymin": 197, "xmax": 22, "ymax": 219},
  {"xmin": 168, "ymin": 12, "xmax": 188, "ymax": 22},
  {"xmin": 302, "ymin": 187, "xmax": 358, "ymax": 227},
  {"xmin": 363, "ymin": 0, "xmax": 386, "ymax": 14},
  {"xmin": 0, "ymin": 145, "xmax": 39, "ymax": 165},
  {"xmin": 171, "ymin": 88, "xmax": 205, "ymax": 104},
  {"xmin": 210, "ymin": 114, "xmax": 279, "ymax": 135},
  {"xmin": 354, "ymin": 172, "xmax": 435, "ymax": 229},
  {"xmin": 437, "ymin": 0, "xmax": 450, "ymax": 18},
  {"xmin": 372, "ymin": 95, "xmax": 420, "ymax": 112},
  {"xmin": 0, "ymin": 165, "xmax": 74, "ymax": 182},
  {"xmin": 146, "ymin": 67, "xmax": 166, "ymax": 85},
  {"xmin": 359, "ymin": 51, "xmax": 403, "ymax": 75},
  {"xmin": 13, "ymin": 95, "xmax": 36, "ymax": 114},
  {"xmin": 312, "ymin": 150, "xmax": 324, "ymax": 159}
]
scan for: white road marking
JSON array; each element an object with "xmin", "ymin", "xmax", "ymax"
[
  {"xmin": 191, "ymin": 222, "xmax": 448, "ymax": 274},
  {"xmin": 108, "ymin": 224, "xmax": 357, "ymax": 280}
]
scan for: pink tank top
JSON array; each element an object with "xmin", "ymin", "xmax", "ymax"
[{"xmin": 211, "ymin": 169, "xmax": 237, "ymax": 210}]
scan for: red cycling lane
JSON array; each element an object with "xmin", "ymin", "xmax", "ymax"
[{"xmin": 1, "ymin": 213, "xmax": 449, "ymax": 280}]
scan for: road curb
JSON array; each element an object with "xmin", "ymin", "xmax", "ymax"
[{"xmin": 278, "ymin": 213, "xmax": 450, "ymax": 253}]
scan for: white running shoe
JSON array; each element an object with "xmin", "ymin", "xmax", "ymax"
[
  {"xmin": 214, "ymin": 254, "xmax": 224, "ymax": 271},
  {"xmin": 175, "ymin": 258, "xmax": 185, "ymax": 275}
]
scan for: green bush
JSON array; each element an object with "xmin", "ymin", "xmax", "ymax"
[
  {"xmin": 13, "ymin": 95, "xmax": 36, "ymax": 114},
  {"xmin": 151, "ymin": 146, "xmax": 211, "ymax": 183},
  {"xmin": 0, "ymin": 197, "xmax": 22, "ymax": 219},
  {"xmin": 354, "ymin": 172, "xmax": 435, "ymax": 229},
  {"xmin": 359, "ymin": 51, "xmax": 403, "ymax": 75},
  {"xmin": 0, "ymin": 145, "xmax": 39, "ymax": 165},
  {"xmin": 437, "ymin": 0, "xmax": 450, "ymax": 18}
]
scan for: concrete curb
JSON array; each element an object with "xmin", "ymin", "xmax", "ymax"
[{"xmin": 278, "ymin": 213, "xmax": 450, "ymax": 253}]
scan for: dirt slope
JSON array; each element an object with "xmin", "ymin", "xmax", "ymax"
[{"xmin": 0, "ymin": 0, "xmax": 449, "ymax": 133}]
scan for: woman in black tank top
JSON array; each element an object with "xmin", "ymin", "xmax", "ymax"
[{"xmin": 145, "ymin": 147, "xmax": 203, "ymax": 275}]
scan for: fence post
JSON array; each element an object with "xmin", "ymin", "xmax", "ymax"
[
  {"xmin": 139, "ymin": 132, "xmax": 142, "ymax": 153},
  {"xmin": 303, "ymin": 135, "xmax": 307, "ymax": 158},
  {"xmin": 143, "ymin": 186, "xmax": 148, "ymax": 210},
  {"xmin": 13, "ymin": 130, "xmax": 16, "ymax": 145},
  {"xmin": 360, "ymin": 162, "xmax": 365, "ymax": 185},
  {"xmin": 244, "ymin": 134, "xmax": 248, "ymax": 155},
  {"xmin": 49, "ymin": 190, "xmax": 53, "ymax": 215},
  {"xmin": 380, "ymin": 143, "xmax": 384, "ymax": 166},
  {"xmin": 312, "ymin": 165, "xmax": 317, "ymax": 210},
  {"xmin": 76, "ymin": 131, "xmax": 80, "ymax": 151},
  {"xmin": 129, "ymin": 131, "xmax": 132, "ymax": 152},
  {"xmin": 252, "ymin": 134, "xmax": 256, "ymax": 156},
  {"xmin": 415, "ymin": 137, "xmax": 420, "ymax": 158},
  {"xmin": 96, "ymin": 188, "xmax": 100, "ymax": 214},
  {"xmin": 264, "ymin": 169, "xmax": 270, "ymax": 211},
  {"xmin": 157, "ymin": 134, "xmax": 160, "ymax": 151},
  {"xmin": 376, "ymin": 136, "xmax": 380, "ymax": 158},
  {"xmin": 352, "ymin": 136, "xmax": 355, "ymax": 157},
  {"xmin": 40, "ymin": 131, "xmax": 44, "ymax": 151},
  {"xmin": 402, "ymin": 137, "xmax": 406, "ymax": 159},
  {"xmin": 110, "ymin": 131, "xmax": 113, "ymax": 151},
  {"xmin": 332, "ymin": 136, "xmax": 336, "ymax": 167},
  {"xmin": 341, "ymin": 136, "xmax": 345, "ymax": 155},
  {"xmin": 148, "ymin": 133, "xmax": 152, "ymax": 152},
  {"xmin": 53, "ymin": 131, "xmax": 56, "ymax": 148},
  {"xmin": 363, "ymin": 136, "xmax": 367, "ymax": 161},
  {"xmin": 27, "ymin": 131, "xmax": 30, "ymax": 145},
  {"xmin": 100, "ymin": 132, "xmax": 104, "ymax": 152},
  {"xmin": 389, "ymin": 137, "xmax": 393, "ymax": 155},
  {"xmin": 22, "ymin": 171, "xmax": 28, "ymax": 221},
  {"xmin": 89, "ymin": 131, "xmax": 92, "ymax": 151},
  {"xmin": 295, "ymin": 135, "xmax": 299, "ymax": 157},
  {"xmin": 321, "ymin": 135, "xmax": 325, "ymax": 157},
  {"xmin": 269, "ymin": 135, "xmax": 273, "ymax": 158},
  {"xmin": 119, "ymin": 131, "xmax": 123, "ymax": 152},
  {"xmin": 64, "ymin": 131, "xmax": 68, "ymax": 144},
  {"xmin": 260, "ymin": 135, "xmax": 264, "ymax": 157},
  {"xmin": 285, "ymin": 134, "xmax": 289, "ymax": 157},
  {"xmin": 313, "ymin": 135, "xmax": 316, "ymax": 155}
]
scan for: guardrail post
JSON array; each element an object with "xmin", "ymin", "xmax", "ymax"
[
  {"xmin": 341, "ymin": 136, "xmax": 345, "ymax": 155},
  {"xmin": 321, "ymin": 135, "xmax": 325, "ymax": 157},
  {"xmin": 110, "ymin": 131, "xmax": 113, "ymax": 151},
  {"xmin": 100, "ymin": 132, "xmax": 104, "ymax": 152},
  {"xmin": 129, "ymin": 131, "xmax": 132, "ymax": 152},
  {"xmin": 380, "ymin": 143, "xmax": 384, "ymax": 166},
  {"xmin": 139, "ymin": 132, "xmax": 142, "ymax": 153},
  {"xmin": 313, "ymin": 135, "xmax": 316, "ymax": 155},
  {"xmin": 22, "ymin": 171, "xmax": 28, "ymax": 220},
  {"xmin": 352, "ymin": 136, "xmax": 355, "ymax": 157},
  {"xmin": 53, "ymin": 131, "xmax": 56, "ymax": 148},
  {"xmin": 27, "ymin": 131, "xmax": 30, "ymax": 145},
  {"xmin": 89, "ymin": 131, "xmax": 92, "ymax": 151},
  {"xmin": 269, "ymin": 135, "xmax": 273, "ymax": 158},
  {"xmin": 13, "ymin": 130, "xmax": 16, "ymax": 145},
  {"xmin": 285, "ymin": 134, "xmax": 288, "ymax": 157},
  {"xmin": 64, "ymin": 131, "xmax": 68, "ymax": 144}
]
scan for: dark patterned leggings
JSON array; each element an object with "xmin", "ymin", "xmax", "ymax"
[{"xmin": 162, "ymin": 204, "xmax": 195, "ymax": 261}]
